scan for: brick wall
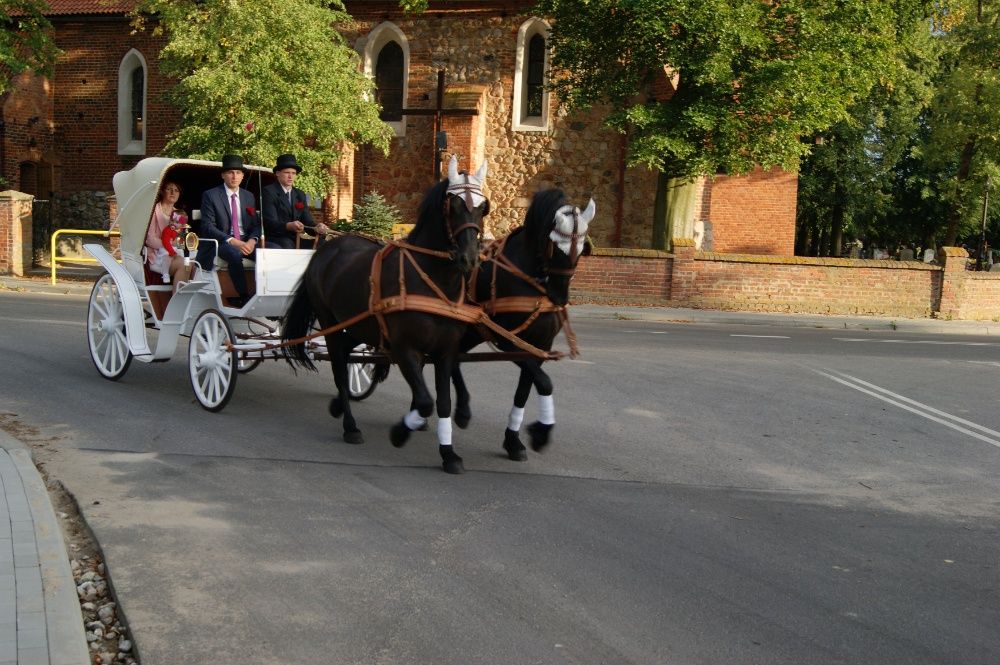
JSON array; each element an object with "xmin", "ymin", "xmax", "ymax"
[
  {"xmin": 572, "ymin": 245, "xmax": 1000, "ymax": 321},
  {"xmin": 50, "ymin": 17, "xmax": 178, "ymax": 191},
  {"xmin": 702, "ymin": 167, "xmax": 797, "ymax": 255},
  {"xmin": 573, "ymin": 249, "xmax": 673, "ymax": 303}
]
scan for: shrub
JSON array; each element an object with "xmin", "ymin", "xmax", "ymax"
[{"xmin": 329, "ymin": 191, "xmax": 400, "ymax": 239}]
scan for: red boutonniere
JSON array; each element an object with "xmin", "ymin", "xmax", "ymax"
[
  {"xmin": 245, "ymin": 206, "xmax": 256, "ymax": 216},
  {"xmin": 294, "ymin": 201, "xmax": 305, "ymax": 210}
]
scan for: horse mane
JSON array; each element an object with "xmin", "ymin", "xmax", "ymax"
[
  {"xmin": 523, "ymin": 188, "xmax": 568, "ymax": 258},
  {"xmin": 407, "ymin": 178, "xmax": 450, "ymax": 240}
]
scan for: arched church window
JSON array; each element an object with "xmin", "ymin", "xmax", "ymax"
[
  {"xmin": 376, "ymin": 41, "xmax": 404, "ymax": 122},
  {"xmin": 363, "ymin": 22, "xmax": 410, "ymax": 137},
  {"xmin": 117, "ymin": 49, "xmax": 147, "ymax": 155},
  {"xmin": 525, "ymin": 34, "xmax": 545, "ymax": 118},
  {"xmin": 513, "ymin": 18, "xmax": 551, "ymax": 132}
]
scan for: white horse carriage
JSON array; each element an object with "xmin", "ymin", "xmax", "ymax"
[{"xmin": 84, "ymin": 157, "xmax": 380, "ymax": 411}]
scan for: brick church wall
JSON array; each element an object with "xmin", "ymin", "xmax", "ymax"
[{"xmin": 701, "ymin": 167, "xmax": 798, "ymax": 255}]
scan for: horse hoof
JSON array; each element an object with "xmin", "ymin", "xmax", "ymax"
[
  {"xmin": 390, "ymin": 420, "xmax": 411, "ymax": 448},
  {"xmin": 329, "ymin": 397, "xmax": 344, "ymax": 418},
  {"xmin": 527, "ymin": 421, "xmax": 554, "ymax": 452},
  {"xmin": 344, "ymin": 430, "xmax": 364, "ymax": 445},
  {"xmin": 440, "ymin": 446, "xmax": 465, "ymax": 474},
  {"xmin": 502, "ymin": 429, "xmax": 527, "ymax": 461},
  {"xmin": 454, "ymin": 406, "xmax": 472, "ymax": 430}
]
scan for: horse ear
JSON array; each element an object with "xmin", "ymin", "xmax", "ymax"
[
  {"xmin": 448, "ymin": 155, "xmax": 459, "ymax": 182},
  {"xmin": 580, "ymin": 198, "xmax": 596, "ymax": 224},
  {"xmin": 474, "ymin": 160, "xmax": 487, "ymax": 183}
]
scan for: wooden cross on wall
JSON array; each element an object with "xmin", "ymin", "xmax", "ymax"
[{"xmin": 400, "ymin": 70, "xmax": 479, "ymax": 179}]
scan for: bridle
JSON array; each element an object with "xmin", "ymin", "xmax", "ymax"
[
  {"xmin": 443, "ymin": 172, "xmax": 490, "ymax": 246},
  {"xmin": 544, "ymin": 206, "xmax": 585, "ymax": 278}
]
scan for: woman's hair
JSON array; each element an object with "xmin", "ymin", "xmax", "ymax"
[{"xmin": 155, "ymin": 180, "xmax": 182, "ymax": 204}]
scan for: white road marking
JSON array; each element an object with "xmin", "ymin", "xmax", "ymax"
[
  {"xmin": 4, "ymin": 317, "xmax": 82, "ymax": 327},
  {"xmin": 730, "ymin": 334, "xmax": 790, "ymax": 339},
  {"xmin": 834, "ymin": 338, "xmax": 999, "ymax": 346},
  {"xmin": 623, "ymin": 330, "xmax": 668, "ymax": 334},
  {"xmin": 968, "ymin": 360, "xmax": 1000, "ymax": 367},
  {"xmin": 814, "ymin": 368, "xmax": 1000, "ymax": 449}
]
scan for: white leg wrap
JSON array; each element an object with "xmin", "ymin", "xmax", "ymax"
[
  {"xmin": 404, "ymin": 409, "xmax": 427, "ymax": 431},
  {"xmin": 437, "ymin": 417, "xmax": 453, "ymax": 447},
  {"xmin": 538, "ymin": 395, "xmax": 555, "ymax": 425},
  {"xmin": 507, "ymin": 406, "xmax": 525, "ymax": 432}
]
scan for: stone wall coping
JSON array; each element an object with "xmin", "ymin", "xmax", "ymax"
[
  {"xmin": 962, "ymin": 271, "xmax": 1000, "ymax": 280},
  {"xmin": 0, "ymin": 190, "xmax": 35, "ymax": 202},
  {"xmin": 589, "ymin": 247, "xmax": 673, "ymax": 259},
  {"xmin": 696, "ymin": 252, "xmax": 942, "ymax": 270},
  {"xmin": 940, "ymin": 246, "xmax": 969, "ymax": 257}
]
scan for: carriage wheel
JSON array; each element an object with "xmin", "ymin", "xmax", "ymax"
[
  {"xmin": 348, "ymin": 345, "xmax": 385, "ymax": 401},
  {"xmin": 189, "ymin": 309, "xmax": 238, "ymax": 412},
  {"xmin": 86, "ymin": 273, "xmax": 133, "ymax": 381}
]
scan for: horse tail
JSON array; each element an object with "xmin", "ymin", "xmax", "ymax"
[{"xmin": 281, "ymin": 278, "xmax": 318, "ymax": 372}]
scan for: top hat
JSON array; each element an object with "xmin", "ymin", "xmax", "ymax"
[
  {"xmin": 221, "ymin": 154, "xmax": 245, "ymax": 171},
  {"xmin": 273, "ymin": 153, "xmax": 302, "ymax": 173}
]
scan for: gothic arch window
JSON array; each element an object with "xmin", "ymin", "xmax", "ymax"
[
  {"xmin": 363, "ymin": 22, "xmax": 410, "ymax": 137},
  {"xmin": 512, "ymin": 18, "xmax": 551, "ymax": 132},
  {"xmin": 117, "ymin": 49, "xmax": 147, "ymax": 155}
]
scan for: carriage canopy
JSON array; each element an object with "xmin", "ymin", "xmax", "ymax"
[{"xmin": 112, "ymin": 157, "xmax": 275, "ymax": 259}]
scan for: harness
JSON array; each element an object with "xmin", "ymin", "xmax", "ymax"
[{"xmin": 467, "ymin": 207, "xmax": 585, "ymax": 358}]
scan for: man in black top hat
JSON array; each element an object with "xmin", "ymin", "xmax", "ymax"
[
  {"xmin": 196, "ymin": 154, "xmax": 261, "ymax": 308},
  {"xmin": 261, "ymin": 153, "xmax": 329, "ymax": 249}
]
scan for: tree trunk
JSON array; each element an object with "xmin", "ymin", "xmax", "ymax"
[{"xmin": 945, "ymin": 132, "xmax": 978, "ymax": 246}]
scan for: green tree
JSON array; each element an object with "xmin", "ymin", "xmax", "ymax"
[
  {"xmin": 133, "ymin": 0, "xmax": 392, "ymax": 195},
  {"xmin": 0, "ymin": 0, "xmax": 59, "ymax": 95},
  {"xmin": 796, "ymin": 10, "xmax": 941, "ymax": 256},
  {"xmin": 921, "ymin": 0, "xmax": 1000, "ymax": 246},
  {"xmin": 535, "ymin": 0, "xmax": 927, "ymax": 180}
]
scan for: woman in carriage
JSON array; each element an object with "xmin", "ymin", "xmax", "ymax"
[{"xmin": 144, "ymin": 179, "xmax": 191, "ymax": 291}]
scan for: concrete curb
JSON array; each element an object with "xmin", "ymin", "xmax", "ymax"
[{"xmin": 0, "ymin": 431, "xmax": 89, "ymax": 665}]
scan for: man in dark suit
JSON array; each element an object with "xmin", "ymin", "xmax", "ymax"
[
  {"xmin": 261, "ymin": 153, "xmax": 329, "ymax": 249},
  {"xmin": 195, "ymin": 154, "xmax": 261, "ymax": 307}
]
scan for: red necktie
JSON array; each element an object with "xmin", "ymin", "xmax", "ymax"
[{"xmin": 230, "ymin": 193, "xmax": 241, "ymax": 238}]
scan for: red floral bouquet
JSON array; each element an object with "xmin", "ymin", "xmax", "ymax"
[{"xmin": 245, "ymin": 206, "xmax": 256, "ymax": 216}]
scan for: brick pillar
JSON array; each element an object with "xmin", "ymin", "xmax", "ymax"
[
  {"xmin": 670, "ymin": 237, "xmax": 696, "ymax": 304},
  {"xmin": 108, "ymin": 195, "xmax": 120, "ymax": 256},
  {"xmin": 441, "ymin": 84, "xmax": 488, "ymax": 178},
  {"xmin": 936, "ymin": 246, "xmax": 969, "ymax": 319},
  {"xmin": 0, "ymin": 190, "xmax": 34, "ymax": 276},
  {"xmin": 327, "ymin": 141, "xmax": 355, "ymax": 222}
]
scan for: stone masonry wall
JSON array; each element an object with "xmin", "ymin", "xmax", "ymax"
[{"xmin": 342, "ymin": 4, "xmax": 659, "ymax": 246}]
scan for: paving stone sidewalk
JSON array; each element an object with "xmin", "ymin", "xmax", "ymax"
[{"xmin": 0, "ymin": 431, "xmax": 88, "ymax": 665}]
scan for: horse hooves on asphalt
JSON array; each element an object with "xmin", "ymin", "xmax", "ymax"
[
  {"xmin": 502, "ymin": 428, "xmax": 527, "ymax": 461},
  {"xmin": 390, "ymin": 420, "xmax": 412, "ymax": 448},
  {"xmin": 440, "ymin": 446, "xmax": 465, "ymax": 474},
  {"xmin": 343, "ymin": 430, "xmax": 364, "ymax": 445},
  {"xmin": 527, "ymin": 421, "xmax": 554, "ymax": 452},
  {"xmin": 454, "ymin": 405, "xmax": 471, "ymax": 430},
  {"xmin": 329, "ymin": 396, "xmax": 344, "ymax": 419}
]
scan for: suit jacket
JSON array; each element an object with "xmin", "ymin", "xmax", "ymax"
[
  {"xmin": 199, "ymin": 185, "xmax": 261, "ymax": 246},
  {"xmin": 262, "ymin": 182, "xmax": 315, "ymax": 242}
]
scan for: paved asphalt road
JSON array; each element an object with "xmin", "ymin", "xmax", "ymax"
[{"xmin": 1, "ymin": 290, "xmax": 998, "ymax": 664}]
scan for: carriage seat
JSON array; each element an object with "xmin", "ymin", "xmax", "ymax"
[{"xmin": 214, "ymin": 255, "xmax": 256, "ymax": 269}]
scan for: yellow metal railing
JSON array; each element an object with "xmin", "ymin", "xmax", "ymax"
[{"xmin": 50, "ymin": 229, "xmax": 121, "ymax": 284}]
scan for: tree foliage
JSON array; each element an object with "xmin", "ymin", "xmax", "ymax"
[
  {"xmin": 133, "ymin": 0, "xmax": 392, "ymax": 195},
  {"xmin": 535, "ymin": 0, "xmax": 927, "ymax": 180},
  {"xmin": 0, "ymin": 0, "xmax": 59, "ymax": 95},
  {"xmin": 796, "ymin": 0, "xmax": 1000, "ymax": 256}
]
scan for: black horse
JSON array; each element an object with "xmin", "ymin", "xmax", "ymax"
[
  {"xmin": 282, "ymin": 157, "xmax": 488, "ymax": 474},
  {"xmin": 451, "ymin": 189, "xmax": 595, "ymax": 461}
]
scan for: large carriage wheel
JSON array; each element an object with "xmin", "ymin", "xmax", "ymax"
[
  {"xmin": 348, "ymin": 344, "xmax": 386, "ymax": 401},
  {"xmin": 87, "ymin": 273, "xmax": 133, "ymax": 381},
  {"xmin": 237, "ymin": 357, "xmax": 263, "ymax": 374},
  {"xmin": 188, "ymin": 309, "xmax": 238, "ymax": 412}
]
